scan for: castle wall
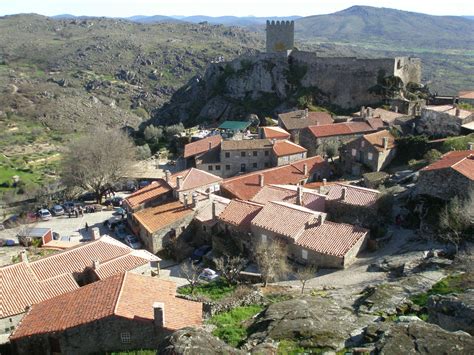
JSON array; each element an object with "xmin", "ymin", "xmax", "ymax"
[{"xmin": 266, "ymin": 20, "xmax": 294, "ymax": 53}]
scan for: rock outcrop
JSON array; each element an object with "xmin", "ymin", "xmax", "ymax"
[{"xmin": 427, "ymin": 291, "xmax": 474, "ymax": 335}]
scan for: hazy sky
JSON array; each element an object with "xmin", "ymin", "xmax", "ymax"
[{"xmin": 1, "ymin": 0, "xmax": 473, "ymax": 17}]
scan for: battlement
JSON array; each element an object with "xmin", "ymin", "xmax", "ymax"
[{"xmin": 266, "ymin": 20, "xmax": 294, "ymax": 53}]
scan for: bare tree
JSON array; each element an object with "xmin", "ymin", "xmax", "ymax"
[
  {"xmin": 254, "ymin": 241, "xmax": 289, "ymax": 287},
  {"xmin": 214, "ymin": 254, "xmax": 247, "ymax": 285},
  {"xmin": 61, "ymin": 127, "xmax": 136, "ymax": 203},
  {"xmin": 295, "ymin": 265, "xmax": 317, "ymax": 295},
  {"xmin": 179, "ymin": 261, "xmax": 202, "ymax": 295}
]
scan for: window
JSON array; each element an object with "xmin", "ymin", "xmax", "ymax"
[
  {"xmin": 121, "ymin": 332, "xmax": 131, "ymax": 344},
  {"xmin": 208, "ymin": 165, "xmax": 213, "ymax": 171},
  {"xmin": 226, "ymin": 165, "xmax": 231, "ymax": 170},
  {"xmin": 351, "ymin": 149, "xmax": 356, "ymax": 157},
  {"xmin": 253, "ymin": 162, "xmax": 258, "ymax": 168},
  {"xmin": 302, "ymin": 249, "xmax": 308, "ymax": 260},
  {"xmin": 253, "ymin": 151, "xmax": 258, "ymax": 156},
  {"xmin": 368, "ymin": 152, "xmax": 373, "ymax": 161},
  {"xmin": 215, "ymin": 165, "xmax": 221, "ymax": 170},
  {"xmin": 225, "ymin": 152, "xmax": 230, "ymax": 158},
  {"xmin": 265, "ymin": 151, "xmax": 269, "ymax": 156},
  {"xmin": 240, "ymin": 163, "xmax": 246, "ymax": 172},
  {"xmin": 241, "ymin": 151, "xmax": 246, "ymax": 157},
  {"xmin": 361, "ymin": 141, "xmax": 365, "ymax": 148},
  {"xmin": 261, "ymin": 234, "xmax": 267, "ymax": 243}
]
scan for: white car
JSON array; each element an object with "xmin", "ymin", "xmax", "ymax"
[
  {"xmin": 198, "ymin": 268, "xmax": 219, "ymax": 282},
  {"xmin": 38, "ymin": 209, "xmax": 52, "ymax": 221}
]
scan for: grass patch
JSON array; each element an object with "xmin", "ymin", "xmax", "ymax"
[
  {"xmin": 209, "ymin": 305, "xmax": 264, "ymax": 347},
  {"xmin": 411, "ymin": 274, "xmax": 468, "ymax": 307},
  {"xmin": 107, "ymin": 351, "xmax": 156, "ymax": 355},
  {"xmin": 178, "ymin": 280, "xmax": 236, "ymax": 301}
]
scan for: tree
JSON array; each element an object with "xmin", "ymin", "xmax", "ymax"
[
  {"xmin": 179, "ymin": 261, "xmax": 202, "ymax": 295},
  {"xmin": 214, "ymin": 254, "xmax": 247, "ymax": 285},
  {"xmin": 136, "ymin": 144, "xmax": 152, "ymax": 160},
  {"xmin": 144, "ymin": 125, "xmax": 163, "ymax": 142},
  {"xmin": 165, "ymin": 123, "xmax": 185, "ymax": 136},
  {"xmin": 324, "ymin": 142, "xmax": 339, "ymax": 163},
  {"xmin": 295, "ymin": 265, "xmax": 317, "ymax": 295},
  {"xmin": 61, "ymin": 127, "xmax": 136, "ymax": 203},
  {"xmin": 254, "ymin": 241, "xmax": 289, "ymax": 287}
]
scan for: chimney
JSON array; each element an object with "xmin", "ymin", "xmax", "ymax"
[
  {"xmin": 296, "ymin": 186, "xmax": 303, "ymax": 206},
  {"xmin": 341, "ymin": 187, "xmax": 347, "ymax": 201},
  {"xmin": 304, "ymin": 108, "xmax": 309, "ymax": 118},
  {"xmin": 208, "ymin": 141, "xmax": 212, "ymax": 151},
  {"xmin": 318, "ymin": 213, "xmax": 326, "ymax": 225},
  {"xmin": 212, "ymin": 201, "xmax": 217, "ymax": 219},
  {"xmin": 271, "ymin": 138, "xmax": 276, "ymax": 145},
  {"xmin": 192, "ymin": 192, "xmax": 198, "ymax": 207},
  {"xmin": 92, "ymin": 259, "xmax": 100, "ymax": 270},
  {"xmin": 322, "ymin": 178, "xmax": 327, "ymax": 186},
  {"xmin": 303, "ymin": 163, "xmax": 308, "ymax": 176},
  {"xmin": 176, "ymin": 176, "xmax": 183, "ymax": 190},
  {"xmin": 164, "ymin": 170, "xmax": 171, "ymax": 183},
  {"xmin": 91, "ymin": 227, "xmax": 100, "ymax": 241},
  {"xmin": 468, "ymin": 142, "xmax": 474, "ymax": 150},
  {"xmin": 455, "ymin": 107, "xmax": 460, "ymax": 117},
  {"xmin": 366, "ymin": 108, "xmax": 371, "ymax": 118},
  {"xmin": 258, "ymin": 174, "xmax": 264, "ymax": 187},
  {"xmin": 20, "ymin": 250, "xmax": 28, "ymax": 263},
  {"xmin": 153, "ymin": 302, "xmax": 165, "ymax": 327},
  {"xmin": 382, "ymin": 137, "xmax": 389, "ymax": 150},
  {"xmin": 183, "ymin": 193, "xmax": 188, "ymax": 207},
  {"xmin": 360, "ymin": 106, "xmax": 366, "ymax": 118},
  {"xmin": 394, "ymin": 106, "xmax": 399, "ymax": 113}
]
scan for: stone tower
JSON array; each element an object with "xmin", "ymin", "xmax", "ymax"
[{"xmin": 266, "ymin": 20, "xmax": 294, "ymax": 53}]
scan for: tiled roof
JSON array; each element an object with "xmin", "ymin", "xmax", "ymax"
[
  {"xmin": 262, "ymin": 126, "xmax": 291, "ymax": 140},
  {"xmin": 362, "ymin": 130, "xmax": 396, "ymax": 152},
  {"xmin": 124, "ymin": 179, "xmax": 172, "ymax": 208},
  {"xmin": 221, "ymin": 139, "xmax": 273, "ymax": 151},
  {"xmin": 372, "ymin": 108, "xmax": 407, "ymax": 123},
  {"xmin": 194, "ymin": 195, "xmax": 230, "ymax": 225},
  {"xmin": 325, "ymin": 183, "xmax": 380, "ymax": 208},
  {"xmin": 221, "ymin": 156, "xmax": 329, "ymax": 200},
  {"xmin": 251, "ymin": 185, "xmax": 326, "ymax": 212},
  {"xmin": 169, "ymin": 168, "xmax": 222, "ymax": 192},
  {"xmin": 218, "ymin": 200, "xmax": 263, "ymax": 233},
  {"xmin": 272, "ymin": 140, "xmax": 307, "ymax": 157},
  {"xmin": 93, "ymin": 250, "xmax": 159, "ymax": 280},
  {"xmin": 183, "ymin": 135, "xmax": 222, "ymax": 158},
  {"xmin": 133, "ymin": 200, "xmax": 194, "ymax": 234},
  {"xmin": 307, "ymin": 121, "xmax": 380, "ymax": 138},
  {"xmin": 421, "ymin": 150, "xmax": 474, "ymax": 180},
  {"xmin": 279, "ymin": 110, "xmax": 333, "ymax": 130},
  {"xmin": 251, "ymin": 201, "xmax": 325, "ymax": 241},
  {"xmin": 296, "ymin": 221, "xmax": 368, "ymax": 257},
  {"xmin": 10, "ymin": 273, "xmax": 202, "ymax": 339},
  {"xmin": 459, "ymin": 91, "xmax": 474, "ymax": 100},
  {"xmin": 366, "ymin": 118, "xmax": 386, "ymax": 130},
  {"xmin": 424, "ymin": 105, "xmax": 472, "ymax": 119}
]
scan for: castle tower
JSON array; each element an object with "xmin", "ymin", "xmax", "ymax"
[{"xmin": 266, "ymin": 20, "xmax": 294, "ymax": 54}]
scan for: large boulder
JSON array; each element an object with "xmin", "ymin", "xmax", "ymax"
[{"xmin": 355, "ymin": 284, "xmax": 407, "ymax": 316}]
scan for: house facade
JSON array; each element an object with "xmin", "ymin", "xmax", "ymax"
[{"xmin": 278, "ymin": 109, "xmax": 334, "ymax": 144}]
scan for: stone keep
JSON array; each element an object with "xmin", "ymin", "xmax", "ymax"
[{"xmin": 266, "ymin": 20, "xmax": 294, "ymax": 53}]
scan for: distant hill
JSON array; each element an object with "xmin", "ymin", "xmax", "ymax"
[
  {"xmin": 296, "ymin": 6, "xmax": 474, "ymax": 49},
  {"xmin": 464, "ymin": 16, "xmax": 474, "ymax": 20}
]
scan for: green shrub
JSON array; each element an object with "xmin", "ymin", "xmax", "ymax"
[
  {"xmin": 136, "ymin": 144, "xmax": 152, "ymax": 160},
  {"xmin": 423, "ymin": 149, "xmax": 442, "ymax": 164},
  {"xmin": 441, "ymin": 133, "xmax": 474, "ymax": 153},
  {"xmin": 178, "ymin": 280, "xmax": 236, "ymax": 301},
  {"xmin": 411, "ymin": 274, "xmax": 467, "ymax": 307},
  {"xmin": 395, "ymin": 135, "xmax": 429, "ymax": 163}
]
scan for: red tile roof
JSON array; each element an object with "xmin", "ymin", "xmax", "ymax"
[
  {"xmin": 10, "ymin": 273, "xmax": 202, "ymax": 339},
  {"xmin": 325, "ymin": 183, "xmax": 380, "ymax": 208},
  {"xmin": 251, "ymin": 185, "xmax": 326, "ymax": 212},
  {"xmin": 279, "ymin": 110, "xmax": 334, "ymax": 130},
  {"xmin": 169, "ymin": 168, "xmax": 222, "ymax": 192},
  {"xmin": 262, "ymin": 126, "xmax": 291, "ymax": 140},
  {"xmin": 221, "ymin": 156, "xmax": 329, "ymax": 200},
  {"xmin": 307, "ymin": 120, "xmax": 381, "ymax": 138},
  {"xmin": 183, "ymin": 135, "xmax": 222, "ymax": 158},
  {"xmin": 217, "ymin": 200, "xmax": 263, "ymax": 233},
  {"xmin": 272, "ymin": 140, "xmax": 307, "ymax": 157},
  {"xmin": 459, "ymin": 91, "xmax": 474, "ymax": 100},
  {"xmin": 363, "ymin": 130, "xmax": 396, "ymax": 152},
  {"xmin": 133, "ymin": 200, "xmax": 194, "ymax": 234},
  {"xmin": 421, "ymin": 150, "xmax": 474, "ymax": 180},
  {"xmin": 296, "ymin": 221, "xmax": 368, "ymax": 257},
  {"xmin": 124, "ymin": 179, "xmax": 172, "ymax": 208}
]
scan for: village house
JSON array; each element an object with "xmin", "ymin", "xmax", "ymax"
[
  {"xmin": 250, "ymin": 201, "xmax": 369, "ymax": 268},
  {"xmin": 416, "ymin": 150, "xmax": 474, "ymax": 200},
  {"xmin": 9, "ymin": 273, "xmax": 202, "ymax": 355},
  {"xmin": 340, "ymin": 130, "xmax": 397, "ymax": 175},
  {"xmin": 354, "ymin": 106, "xmax": 412, "ymax": 126},
  {"xmin": 458, "ymin": 91, "xmax": 474, "ymax": 106},
  {"xmin": 192, "ymin": 193, "xmax": 230, "ymax": 245},
  {"xmin": 165, "ymin": 168, "xmax": 223, "ymax": 201},
  {"xmin": 259, "ymin": 126, "xmax": 291, "ymax": 140},
  {"xmin": 417, "ymin": 105, "xmax": 474, "ymax": 137},
  {"xmin": 0, "ymin": 236, "xmax": 160, "ymax": 344},
  {"xmin": 123, "ymin": 179, "xmax": 173, "ymax": 214},
  {"xmin": 389, "ymin": 99, "xmax": 426, "ymax": 117},
  {"xmin": 299, "ymin": 119, "xmax": 384, "ymax": 157},
  {"xmin": 183, "ymin": 135, "xmax": 222, "ymax": 168},
  {"xmin": 271, "ymin": 140, "xmax": 308, "ymax": 166},
  {"xmin": 278, "ymin": 109, "xmax": 333, "ymax": 143}
]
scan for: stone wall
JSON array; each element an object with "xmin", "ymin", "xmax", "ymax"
[
  {"xmin": 299, "ymin": 128, "xmax": 365, "ymax": 157},
  {"xmin": 1, "ymin": 314, "xmax": 24, "ymax": 343},
  {"xmin": 341, "ymin": 138, "xmax": 397, "ymax": 173},
  {"xmin": 416, "ymin": 169, "xmax": 473, "ymax": 200},
  {"xmin": 274, "ymin": 152, "xmax": 307, "ymax": 166},
  {"xmin": 417, "ymin": 108, "xmax": 474, "ymax": 137}
]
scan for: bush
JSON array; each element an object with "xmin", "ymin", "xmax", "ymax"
[
  {"xmin": 178, "ymin": 280, "xmax": 236, "ymax": 301},
  {"xmin": 143, "ymin": 125, "xmax": 163, "ymax": 142},
  {"xmin": 441, "ymin": 133, "xmax": 474, "ymax": 153},
  {"xmin": 395, "ymin": 135, "xmax": 429, "ymax": 163},
  {"xmin": 424, "ymin": 149, "xmax": 442, "ymax": 164},
  {"xmin": 136, "ymin": 144, "xmax": 151, "ymax": 160},
  {"xmin": 165, "ymin": 123, "xmax": 185, "ymax": 136}
]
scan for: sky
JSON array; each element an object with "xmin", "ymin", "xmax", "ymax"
[{"xmin": 0, "ymin": 0, "xmax": 473, "ymax": 17}]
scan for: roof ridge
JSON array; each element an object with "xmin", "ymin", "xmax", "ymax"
[
  {"xmin": 235, "ymin": 199, "xmax": 265, "ymax": 207},
  {"xmin": 335, "ymin": 183, "xmax": 380, "ymax": 194},
  {"xmin": 270, "ymin": 200, "xmax": 323, "ymax": 215},
  {"xmin": 113, "ymin": 272, "xmax": 128, "ymax": 316}
]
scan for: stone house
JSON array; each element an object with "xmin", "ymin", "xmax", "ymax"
[
  {"xmin": 340, "ymin": 130, "xmax": 397, "ymax": 175},
  {"xmin": 417, "ymin": 105, "xmax": 474, "ymax": 137},
  {"xmin": 416, "ymin": 150, "xmax": 474, "ymax": 200},
  {"xmin": 166, "ymin": 168, "xmax": 223, "ymax": 201},
  {"xmin": 191, "ymin": 193, "xmax": 230, "ymax": 246},
  {"xmin": 271, "ymin": 140, "xmax": 308, "ymax": 166},
  {"xmin": 123, "ymin": 179, "xmax": 173, "ymax": 214},
  {"xmin": 299, "ymin": 119, "xmax": 384, "ymax": 157},
  {"xmin": 9, "ymin": 273, "xmax": 202, "ymax": 355},
  {"xmin": 278, "ymin": 109, "xmax": 333, "ymax": 143},
  {"xmin": 183, "ymin": 135, "xmax": 222, "ymax": 168}
]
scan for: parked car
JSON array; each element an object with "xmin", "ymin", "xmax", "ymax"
[
  {"xmin": 51, "ymin": 205, "xmax": 65, "ymax": 216},
  {"xmin": 104, "ymin": 217, "xmax": 123, "ymax": 230},
  {"xmin": 0, "ymin": 239, "xmax": 16, "ymax": 247},
  {"xmin": 114, "ymin": 207, "xmax": 126, "ymax": 217},
  {"xmin": 2, "ymin": 215, "xmax": 20, "ymax": 228},
  {"xmin": 37, "ymin": 209, "xmax": 52, "ymax": 221},
  {"xmin": 191, "ymin": 245, "xmax": 212, "ymax": 263},
  {"xmin": 199, "ymin": 268, "xmax": 219, "ymax": 282},
  {"xmin": 104, "ymin": 196, "xmax": 123, "ymax": 207},
  {"xmin": 124, "ymin": 235, "xmax": 142, "ymax": 249},
  {"xmin": 62, "ymin": 201, "xmax": 83, "ymax": 213}
]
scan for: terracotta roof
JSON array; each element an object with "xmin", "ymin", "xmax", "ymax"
[
  {"xmin": 169, "ymin": 168, "xmax": 222, "ymax": 192},
  {"xmin": 92, "ymin": 250, "xmax": 159, "ymax": 279},
  {"xmin": 251, "ymin": 201, "xmax": 326, "ymax": 241},
  {"xmin": 133, "ymin": 200, "xmax": 194, "ymax": 234},
  {"xmin": 10, "ymin": 273, "xmax": 202, "ymax": 339},
  {"xmin": 221, "ymin": 156, "xmax": 329, "ymax": 200},
  {"xmin": 421, "ymin": 150, "xmax": 474, "ymax": 180},
  {"xmin": 296, "ymin": 221, "xmax": 368, "ymax": 257},
  {"xmin": 424, "ymin": 105, "xmax": 472, "ymax": 119},
  {"xmin": 183, "ymin": 135, "xmax": 222, "ymax": 158},
  {"xmin": 251, "ymin": 185, "xmax": 326, "ymax": 212},
  {"xmin": 459, "ymin": 91, "xmax": 474, "ymax": 100},
  {"xmin": 221, "ymin": 139, "xmax": 273, "ymax": 151},
  {"xmin": 279, "ymin": 110, "xmax": 333, "ymax": 130},
  {"xmin": 218, "ymin": 200, "xmax": 263, "ymax": 233},
  {"xmin": 362, "ymin": 130, "xmax": 396, "ymax": 152},
  {"xmin": 124, "ymin": 179, "xmax": 172, "ymax": 208},
  {"xmin": 194, "ymin": 194, "xmax": 230, "ymax": 225},
  {"xmin": 307, "ymin": 121, "xmax": 380, "ymax": 138},
  {"xmin": 272, "ymin": 140, "xmax": 307, "ymax": 157},
  {"xmin": 262, "ymin": 126, "xmax": 291, "ymax": 140},
  {"xmin": 366, "ymin": 118, "xmax": 386, "ymax": 130},
  {"xmin": 325, "ymin": 183, "xmax": 380, "ymax": 208}
]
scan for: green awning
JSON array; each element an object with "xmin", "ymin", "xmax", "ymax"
[{"xmin": 218, "ymin": 120, "xmax": 251, "ymax": 131}]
